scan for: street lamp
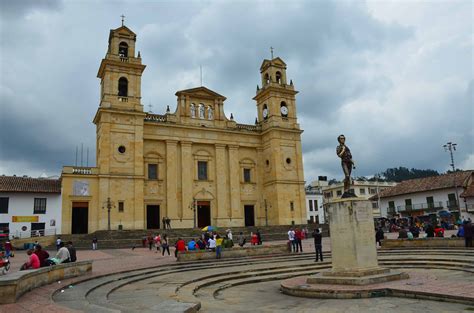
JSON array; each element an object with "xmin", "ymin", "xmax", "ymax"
[
  {"xmin": 102, "ymin": 197, "xmax": 115, "ymax": 231},
  {"xmin": 443, "ymin": 142, "xmax": 460, "ymax": 214},
  {"xmin": 189, "ymin": 198, "xmax": 197, "ymax": 228}
]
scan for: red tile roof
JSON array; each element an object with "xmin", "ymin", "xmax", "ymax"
[
  {"xmin": 460, "ymin": 183, "xmax": 474, "ymax": 198},
  {"xmin": 377, "ymin": 171, "xmax": 472, "ymax": 199},
  {"xmin": 0, "ymin": 176, "xmax": 61, "ymax": 193}
]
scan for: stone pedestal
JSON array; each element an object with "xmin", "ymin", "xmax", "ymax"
[{"xmin": 307, "ymin": 198, "xmax": 408, "ymax": 286}]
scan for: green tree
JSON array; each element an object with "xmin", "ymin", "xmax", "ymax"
[{"xmin": 376, "ymin": 167, "xmax": 439, "ymax": 182}]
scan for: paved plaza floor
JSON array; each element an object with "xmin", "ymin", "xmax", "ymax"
[{"xmin": 1, "ymin": 230, "xmax": 472, "ymax": 313}]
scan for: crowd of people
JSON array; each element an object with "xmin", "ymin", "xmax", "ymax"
[{"xmin": 19, "ymin": 240, "xmax": 77, "ymax": 271}]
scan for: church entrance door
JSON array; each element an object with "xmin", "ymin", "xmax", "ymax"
[
  {"xmin": 146, "ymin": 205, "xmax": 160, "ymax": 229},
  {"xmin": 72, "ymin": 202, "xmax": 88, "ymax": 234},
  {"xmin": 244, "ymin": 205, "xmax": 255, "ymax": 226},
  {"xmin": 197, "ymin": 201, "xmax": 211, "ymax": 228}
]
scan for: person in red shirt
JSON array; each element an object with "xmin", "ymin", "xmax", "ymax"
[
  {"xmin": 20, "ymin": 249, "xmax": 40, "ymax": 270},
  {"xmin": 174, "ymin": 238, "xmax": 186, "ymax": 258},
  {"xmin": 33, "ymin": 244, "xmax": 49, "ymax": 267},
  {"xmin": 434, "ymin": 226, "xmax": 445, "ymax": 237},
  {"xmin": 294, "ymin": 228, "xmax": 303, "ymax": 252},
  {"xmin": 250, "ymin": 232, "xmax": 258, "ymax": 245}
]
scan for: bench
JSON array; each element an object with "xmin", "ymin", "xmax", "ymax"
[
  {"xmin": 382, "ymin": 237, "xmax": 465, "ymax": 249},
  {"xmin": 0, "ymin": 260, "xmax": 92, "ymax": 304},
  {"xmin": 177, "ymin": 244, "xmax": 289, "ymax": 261}
]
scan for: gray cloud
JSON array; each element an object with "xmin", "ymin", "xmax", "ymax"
[{"xmin": 0, "ymin": 0, "xmax": 472, "ymax": 181}]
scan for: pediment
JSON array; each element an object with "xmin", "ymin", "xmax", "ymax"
[
  {"xmin": 108, "ymin": 25, "xmax": 136, "ymax": 41},
  {"xmin": 260, "ymin": 57, "xmax": 287, "ymax": 71},
  {"xmin": 175, "ymin": 86, "xmax": 226, "ymax": 101}
]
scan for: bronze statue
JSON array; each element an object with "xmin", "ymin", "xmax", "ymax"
[{"xmin": 336, "ymin": 134, "xmax": 356, "ymax": 197}]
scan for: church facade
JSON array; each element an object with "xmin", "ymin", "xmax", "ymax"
[{"xmin": 61, "ymin": 25, "xmax": 306, "ymax": 234}]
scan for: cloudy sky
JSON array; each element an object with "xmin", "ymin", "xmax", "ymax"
[{"xmin": 0, "ymin": 0, "xmax": 472, "ymax": 181}]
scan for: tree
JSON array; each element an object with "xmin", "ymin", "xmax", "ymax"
[{"xmin": 375, "ymin": 167, "xmax": 439, "ymax": 182}]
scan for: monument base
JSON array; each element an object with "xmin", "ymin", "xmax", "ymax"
[{"xmin": 307, "ymin": 268, "xmax": 408, "ymax": 285}]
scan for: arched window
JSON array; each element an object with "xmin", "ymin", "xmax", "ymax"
[
  {"xmin": 119, "ymin": 42, "xmax": 128, "ymax": 57},
  {"xmin": 276, "ymin": 71, "xmax": 282, "ymax": 84},
  {"xmin": 118, "ymin": 77, "xmax": 128, "ymax": 97},
  {"xmin": 264, "ymin": 73, "xmax": 270, "ymax": 84}
]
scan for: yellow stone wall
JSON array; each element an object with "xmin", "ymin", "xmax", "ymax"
[{"xmin": 60, "ymin": 25, "xmax": 306, "ymax": 234}]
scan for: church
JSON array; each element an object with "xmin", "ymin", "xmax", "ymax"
[{"xmin": 60, "ymin": 24, "xmax": 306, "ymax": 234}]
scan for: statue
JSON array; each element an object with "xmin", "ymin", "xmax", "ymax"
[
  {"xmin": 207, "ymin": 106, "xmax": 213, "ymax": 120},
  {"xmin": 190, "ymin": 103, "xmax": 196, "ymax": 118},
  {"xmin": 336, "ymin": 134, "xmax": 356, "ymax": 198},
  {"xmin": 198, "ymin": 104, "xmax": 205, "ymax": 119}
]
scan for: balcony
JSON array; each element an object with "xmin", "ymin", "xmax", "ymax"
[
  {"xmin": 446, "ymin": 200, "xmax": 459, "ymax": 209},
  {"xmin": 466, "ymin": 204, "xmax": 474, "ymax": 213},
  {"xmin": 387, "ymin": 207, "xmax": 396, "ymax": 215},
  {"xmin": 397, "ymin": 201, "xmax": 443, "ymax": 212},
  {"xmin": 62, "ymin": 166, "xmax": 98, "ymax": 175}
]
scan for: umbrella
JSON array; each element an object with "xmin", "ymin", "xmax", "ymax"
[
  {"xmin": 201, "ymin": 226, "xmax": 216, "ymax": 232},
  {"xmin": 438, "ymin": 210, "xmax": 451, "ymax": 217}
]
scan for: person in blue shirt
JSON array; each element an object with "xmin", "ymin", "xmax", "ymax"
[{"xmin": 187, "ymin": 239, "xmax": 197, "ymax": 251}]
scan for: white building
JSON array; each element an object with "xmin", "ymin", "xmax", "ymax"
[
  {"xmin": 305, "ymin": 178, "xmax": 327, "ymax": 224},
  {"xmin": 0, "ymin": 176, "xmax": 62, "ymax": 239},
  {"xmin": 322, "ymin": 180, "xmax": 397, "ymax": 217},
  {"xmin": 375, "ymin": 171, "xmax": 473, "ymax": 220}
]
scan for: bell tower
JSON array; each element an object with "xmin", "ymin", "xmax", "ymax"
[
  {"xmin": 96, "ymin": 24, "xmax": 146, "ymax": 112},
  {"xmin": 253, "ymin": 57, "xmax": 298, "ymax": 128},
  {"xmin": 254, "ymin": 56, "xmax": 306, "ymax": 225}
]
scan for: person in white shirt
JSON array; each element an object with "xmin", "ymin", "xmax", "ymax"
[
  {"xmin": 288, "ymin": 228, "xmax": 296, "ymax": 252},
  {"xmin": 208, "ymin": 238, "xmax": 216, "ymax": 251}
]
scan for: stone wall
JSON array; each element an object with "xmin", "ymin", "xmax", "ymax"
[
  {"xmin": 382, "ymin": 238, "xmax": 465, "ymax": 248},
  {"xmin": 177, "ymin": 244, "xmax": 288, "ymax": 261}
]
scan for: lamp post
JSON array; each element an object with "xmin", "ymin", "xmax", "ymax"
[
  {"xmin": 189, "ymin": 199, "xmax": 197, "ymax": 228},
  {"xmin": 443, "ymin": 142, "xmax": 460, "ymax": 214},
  {"xmin": 102, "ymin": 197, "xmax": 115, "ymax": 231}
]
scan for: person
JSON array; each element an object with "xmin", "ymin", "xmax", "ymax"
[
  {"xmin": 92, "ymin": 237, "xmax": 98, "ymax": 250},
  {"xmin": 215, "ymin": 235, "xmax": 223, "ymax": 259},
  {"xmin": 56, "ymin": 237, "xmax": 62, "ymax": 251},
  {"xmin": 409, "ymin": 225, "xmax": 420, "ymax": 238},
  {"xmin": 175, "ymin": 238, "xmax": 186, "ymax": 257},
  {"xmin": 166, "ymin": 217, "xmax": 171, "ymax": 229},
  {"xmin": 33, "ymin": 240, "xmax": 39, "ymax": 249},
  {"xmin": 161, "ymin": 235, "xmax": 170, "ymax": 256},
  {"xmin": 154, "ymin": 234, "xmax": 161, "ymax": 253},
  {"xmin": 237, "ymin": 232, "xmax": 246, "ymax": 247},
  {"xmin": 407, "ymin": 230, "xmax": 414, "ymax": 240},
  {"xmin": 288, "ymin": 228, "xmax": 296, "ymax": 252},
  {"xmin": 162, "ymin": 217, "xmax": 167, "ymax": 230},
  {"xmin": 464, "ymin": 221, "xmax": 473, "ymax": 247},
  {"xmin": 434, "ymin": 225, "xmax": 445, "ymax": 237},
  {"xmin": 457, "ymin": 224, "xmax": 464, "ymax": 238},
  {"xmin": 187, "ymin": 239, "xmax": 197, "ymax": 251},
  {"xmin": 375, "ymin": 228, "xmax": 384, "ymax": 247},
  {"xmin": 336, "ymin": 134, "xmax": 356, "ymax": 196},
  {"xmin": 46, "ymin": 242, "xmax": 70, "ymax": 265},
  {"xmin": 147, "ymin": 234, "xmax": 154, "ymax": 251},
  {"xmin": 20, "ymin": 249, "xmax": 40, "ymax": 270},
  {"xmin": 34, "ymin": 244, "xmax": 49, "ymax": 267},
  {"xmin": 425, "ymin": 223, "xmax": 435, "ymax": 238},
  {"xmin": 226, "ymin": 229, "xmax": 233, "ymax": 242},
  {"xmin": 312, "ymin": 228, "xmax": 323, "ymax": 262},
  {"xmin": 250, "ymin": 232, "xmax": 258, "ymax": 246},
  {"xmin": 67, "ymin": 241, "xmax": 77, "ymax": 262},
  {"xmin": 4, "ymin": 240, "xmax": 12, "ymax": 258},
  {"xmin": 208, "ymin": 236, "xmax": 216, "ymax": 251},
  {"xmin": 256, "ymin": 229, "xmax": 262, "ymax": 245},
  {"xmin": 196, "ymin": 238, "xmax": 206, "ymax": 250},
  {"xmin": 398, "ymin": 228, "xmax": 408, "ymax": 239},
  {"xmin": 294, "ymin": 228, "xmax": 303, "ymax": 252}
]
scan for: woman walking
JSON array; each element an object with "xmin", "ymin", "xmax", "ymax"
[{"xmin": 161, "ymin": 234, "xmax": 170, "ymax": 256}]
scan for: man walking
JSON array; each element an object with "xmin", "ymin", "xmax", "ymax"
[
  {"xmin": 312, "ymin": 228, "xmax": 323, "ymax": 262},
  {"xmin": 464, "ymin": 220, "xmax": 473, "ymax": 248},
  {"xmin": 287, "ymin": 228, "xmax": 296, "ymax": 252},
  {"xmin": 162, "ymin": 217, "xmax": 167, "ymax": 230}
]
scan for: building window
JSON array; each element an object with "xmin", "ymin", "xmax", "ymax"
[
  {"xmin": 118, "ymin": 77, "xmax": 128, "ymax": 97},
  {"xmin": 118, "ymin": 201, "xmax": 124, "ymax": 212},
  {"xmin": 148, "ymin": 164, "xmax": 158, "ymax": 180},
  {"xmin": 290, "ymin": 201, "xmax": 294, "ymax": 211},
  {"xmin": 34, "ymin": 198, "xmax": 47, "ymax": 214},
  {"xmin": 405, "ymin": 199, "xmax": 412, "ymax": 210},
  {"xmin": 426, "ymin": 196, "xmax": 434, "ymax": 208},
  {"xmin": 243, "ymin": 168, "xmax": 251, "ymax": 183},
  {"xmin": 359, "ymin": 188, "xmax": 366, "ymax": 195},
  {"xmin": 314, "ymin": 200, "xmax": 318, "ymax": 211},
  {"xmin": 388, "ymin": 201, "xmax": 395, "ymax": 209},
  {"xmin": 198, "ymin": 161, "xmax": 208, "ymax": 180},
  {"xmin": 0, "ymin": 198, "xmax": 8, "ymax": 214},
  {"xmin": 309, "ymin": 200, "xmax": 313, "ymax": 211},
  {"xmin": 118, "ymin": 42, "xmax": 128, "ymax": 57},
  {"xmin": 372, "ymin": 202, "xmax": 378, "ymax": 209},
  {"xmin": 349, "ymin": 189, "xmax": 354, "ymax": 194},
  {"xmin": 336, "ymin": 190, "xmax": 342, "ymax": 196},
  {"xmin": 369, "ymin": 188, "xmax": 377, "ymax": 195}
]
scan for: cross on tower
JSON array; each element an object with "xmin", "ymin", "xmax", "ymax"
[
  {"xmin": 121, "ymin": 14, "xmax": 125, "ymax": 26},
  {"xmin": 270, "ymin": 46, "xmax": 274, "ymax": 59}
]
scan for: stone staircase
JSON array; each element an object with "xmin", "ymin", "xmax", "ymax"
[{"xmin": 54, "ymin": 224, "xmax": 328, "ymax": 250}]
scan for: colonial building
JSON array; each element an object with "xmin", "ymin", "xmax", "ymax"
[
  {"xmin": 305, "ymin": 177, "xmax": 327, "ymax": 224},
  {"xmin": 0, "ymin": 176, "xmax": 62, "ymax": 238},
  {"xmin": 60, "ymin": 24, "xmax": 306, "ymax": 234},
  {"xmin": 322, "ymin": 180, "xmax": 397, "ymax": 217},
  {"xmin": 375, "ymin": 171, "xmax": 473, "ymax": 220}
]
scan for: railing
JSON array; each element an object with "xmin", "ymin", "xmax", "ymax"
[
  {"xmin": 72, "ymin": 167, "xmax": 93, "ymax": 175},
  {"xmin": 145, "ymin": 113, "xmax": 167, "ymax": 123},
  {"xmin": 446, "ymin": 200, "xmax": 459, "ymax": 209},
  {"xmin": 118, "ymin": 96, "xmax": 128, "ymax": 102},
  {"xmin": 467, "ymin": 204, "xmax": 474, "ymax": 212},
  {"xmin": 236, "ymin": 123, "xmax": 261, "ymax": 132},
  {"xmin": 119, "ymin": 56, "xmax": 129, "ymax": 62},
  {"xmin": 387, "ymin": 207, "xmax": 396, "ymax": 215},
  {"xmin": 9, "ymin": 228, "xmax": 57, "ymax": 239},
  {"xmin": 397, "ymin": 201, "xmax": 443, "ymax": 212}
]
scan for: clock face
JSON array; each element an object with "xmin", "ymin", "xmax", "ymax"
[
  {"xmin": 280, "ymin": 105, "xmax": 288, "ymax": 116},
  {"xmin": 263, "ymin": 108, "xmax": 268, "ymax": 118}
]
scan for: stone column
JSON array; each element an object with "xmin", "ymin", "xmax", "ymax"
[
  {"xmin": 215, "ymin": 144, "xmax": 229, "ymax": 225},
  {"xmin": 181, "ymin": 141, "xmax": 193, "ymax": 225},
  {"xmin": 166, "ymin": 140, "xmax": 178, "ymax": 221},
  {"xmin": 228, "ymin": 145, "xmax": 240, "ymax": 223}
]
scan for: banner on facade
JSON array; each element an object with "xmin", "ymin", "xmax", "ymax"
[{"xmin": 12, "ymin": 216, "xmax": 39, "ymax": 223}]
